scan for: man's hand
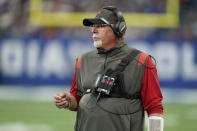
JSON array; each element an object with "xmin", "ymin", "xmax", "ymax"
[
  {"xmin": 54, "ymin": 93, "xmax": 70, "ymax": 109},
  {"xmin": 54, "ymin": 92, "xmax": 78, "ymax": 111}
]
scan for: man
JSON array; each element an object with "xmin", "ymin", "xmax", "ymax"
[{"xmin": 54, "ymin": 6, "xmax": 164, "ymax": 131}]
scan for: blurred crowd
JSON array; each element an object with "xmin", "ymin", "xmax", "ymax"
[{"xmin": 0, "ymin": 0, "xmax": 197, "ymax": 42}]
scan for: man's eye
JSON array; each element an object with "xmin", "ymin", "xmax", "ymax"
[
  {"xmin": 97, "ymin": 25, "xmax": 103, "ymax": 28},
  {"xmin": 92, "ymin": 24, "xmax": 107, "ymax": 28},
  {"xmin": 100, "ymin": 24, "xmax": 107, "ymax": 27}
]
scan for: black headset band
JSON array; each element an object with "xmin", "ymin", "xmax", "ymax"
[
  {"xmin": 102, "ymin": 6, "xmax": 126, "ymax": 38},
  {"xmin": 102, "ymin": 6, "xmax": 122, "ymax": 23}
]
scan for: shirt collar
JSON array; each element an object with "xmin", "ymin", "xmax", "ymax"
[{"xmin": 97, "ymin": 41, "xmax": 126, "ymax": 55}]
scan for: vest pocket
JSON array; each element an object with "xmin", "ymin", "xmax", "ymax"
[
  {"xmin": 97, "ymin": 97, "xmax": 143, "ymax": 115},
  {"xmin": 75, "ymin": 94, "xmax": 144, "ymax": 131}
]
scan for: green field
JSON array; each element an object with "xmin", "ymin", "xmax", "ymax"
[{"xmin": 0, "ymin": 100, "xmax": 197, "ymax": 131}]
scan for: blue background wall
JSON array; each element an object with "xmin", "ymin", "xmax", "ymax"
[{"xmin": 1, "ymin": 37, "xmax": 197, "ymax": 88}]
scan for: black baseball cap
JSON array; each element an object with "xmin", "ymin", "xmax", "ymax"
[{"xmin": 83, "ymin": 8, "xmax": 118, "ymax": 26}]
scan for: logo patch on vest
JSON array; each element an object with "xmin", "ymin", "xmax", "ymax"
[{"xmin": 115, "ymin": 60, "xmax": 121, "ymax": 64}]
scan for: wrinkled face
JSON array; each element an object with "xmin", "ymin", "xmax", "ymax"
[{"xmin": 91, "ymin": 24, "xmax": 117, "ymax": 49}]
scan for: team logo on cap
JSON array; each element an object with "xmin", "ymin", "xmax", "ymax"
[{"xmin": 112, "ymin": 18, "xmax": 117, "ymax": 23}]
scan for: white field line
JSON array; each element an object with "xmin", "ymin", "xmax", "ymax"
[
  {"xmin": 0, "ymin": 122, "xmax": 52, "ymax": 131},
  {"xmin": 0, "ymin": 86, "xmax": 197, "ymax": 104},
  {"xmin": 0, "ymin": 86, "xmax": 70, "ymax": 101}
]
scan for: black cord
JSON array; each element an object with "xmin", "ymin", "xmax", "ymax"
[
  {"xmin": 129, "ymin": 54, "xmax": 157, "ymax": 69},
  {"xmin": 149, "ymin": 55, "xmax": 157, "ymax": 68},
  {"xmin": 96, "ymin": 92, "xmax": 101, "ymax": 102}
]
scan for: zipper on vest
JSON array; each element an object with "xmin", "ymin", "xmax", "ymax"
[{"xmin": 103, "ymin": 54, "xmax": 108, "ymax": 70}]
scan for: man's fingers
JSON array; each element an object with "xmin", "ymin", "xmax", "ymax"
[
  {"xmin": 54, "ymin": 92, "xmax": 71, "ymax": 109},
  {"xmin": 54, "ymin": 98, "xmax": 67, "ymax": 105},
  {"xmin": 55, "ymin": 101, "xmax": 69, "ymax": 108},
  {"xmin": 54, "ymin": 94, "xmax": 61, "ymax": 100},
  {"xmin": 54, "ymin": 99, "xmax": 62, "ymax": 103},
  {"xmin": 55, "ymin": 101, "xmax": 67, "ymax": 106},
  {"xmin": 61, "ymin": 97, "xmax": 67, "ymax": 101}
]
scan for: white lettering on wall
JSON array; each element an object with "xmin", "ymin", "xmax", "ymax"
[
  {"xmin": 26, "ymin": 40, "xmax": 40, "ymax": 78},
  {"xmin": 40, "ymin": 40, "xmax": 69, "ymax": 78},
  {"xmin": 182, "ymin": 43, "xmax": 197, "ymax": 80},
  {"xmin": 154, "ymin": 42, "xmax": 178, "ymax": 80},
  {"xmin": 1, "ymin": 40, "xmax": 24, "ymax": 76},
  {"xmin": 1, "ymin": 38, "xmax": 197, "ymax": 85}
]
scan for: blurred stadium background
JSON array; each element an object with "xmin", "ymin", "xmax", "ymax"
[{"xmin": 0, "ymin": 0, "xmax": 197, "ymax": 131}]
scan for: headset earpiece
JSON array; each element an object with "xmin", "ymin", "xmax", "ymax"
[
  {"xmin": 102, "ymin": 6, "xmax": 127, "ymax": 38},
  {"xmin": 119, "ymin": 21, "xmax": 126, "ymax": 34}
]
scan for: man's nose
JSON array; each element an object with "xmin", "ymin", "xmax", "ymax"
[{"xmin": 92, "ymin": 27, "xmax": 98, "ymax": 33}]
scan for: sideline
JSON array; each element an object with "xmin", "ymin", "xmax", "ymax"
[{"xmin": 0, "ymin": 86, "xmax": 197, "ymax": 104}]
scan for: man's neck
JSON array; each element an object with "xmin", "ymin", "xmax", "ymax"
[{"xmin": 102, "ymin": 41, "xmax": 120, "ymax": 51}]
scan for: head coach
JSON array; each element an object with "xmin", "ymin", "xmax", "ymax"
[{"xmin": 54, "ymin": 6, "xmax": 164, "ymax": 131}]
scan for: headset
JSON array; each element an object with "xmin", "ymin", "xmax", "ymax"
[{"xmin": 102, "ymin": 6, "xmax": 127, "ymax": 38}]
